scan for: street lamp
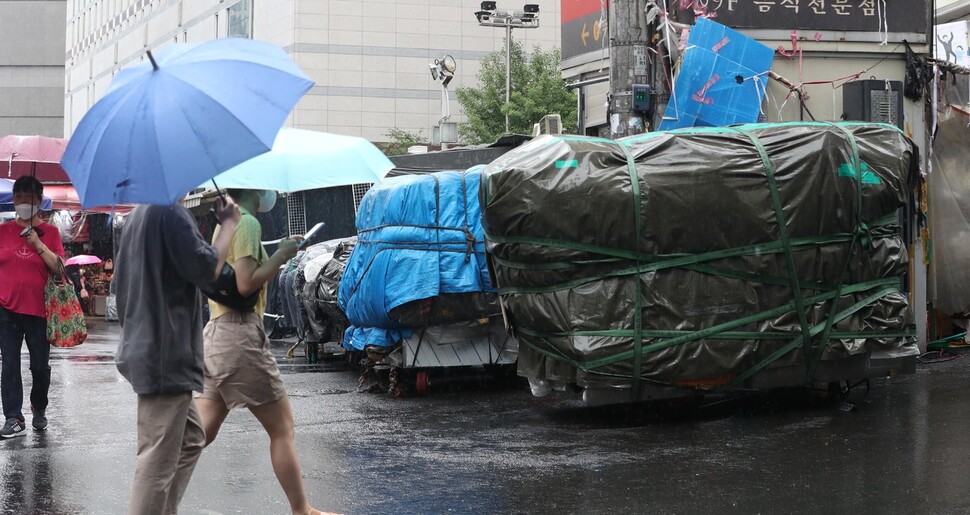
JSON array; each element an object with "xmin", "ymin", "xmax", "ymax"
[{"xmin": 474, "ymin": 2, "xmax": 540, "ymax": 134}]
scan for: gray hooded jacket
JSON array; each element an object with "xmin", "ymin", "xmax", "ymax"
[{"xmin": 114, "ymin": 205, "xmax": 217, "ymax": 395}]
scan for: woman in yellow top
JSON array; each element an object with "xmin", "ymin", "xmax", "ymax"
[{"xmin": 196, "ymin": 189, "xmax": 328, "ymax": 515}]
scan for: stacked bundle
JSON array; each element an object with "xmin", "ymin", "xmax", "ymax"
[
  {"xmin": 339, "ymin": 167, "xmax": 497, "ymax": 351},
  {"xmin": 481, "ymin": 122, "xmax": 919, "ymax": 393}
]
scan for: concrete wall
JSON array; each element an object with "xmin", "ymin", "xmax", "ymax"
[
  {"xmin": 0, "ymin": 0, "xmax": 66, "ymax": 137},
  {"xmin": 65, "ymin": 0, "xmax": 562, "ymax": 142}
]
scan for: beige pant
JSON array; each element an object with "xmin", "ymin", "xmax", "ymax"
[{"xmin": 129, "ymin": 392, "xmax": 205, "ymax": 515}]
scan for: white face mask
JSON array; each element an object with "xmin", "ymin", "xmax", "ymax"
[
  {"xmin": 256, "ymin": 190, "xmax": 277, "ymax": 213},
  {"xmin": 14, "ymin": 203, "xmax": 37, "ymax": 221}
]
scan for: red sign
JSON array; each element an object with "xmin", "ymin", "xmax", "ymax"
[{"xmin": 561, "ymin": 0, "xmax": 609, "ymax": 61}]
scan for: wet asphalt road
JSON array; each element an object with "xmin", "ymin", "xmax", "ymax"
[{"xmin": 2, "ymin": 319, "xmax": 970, "ymax": 514}]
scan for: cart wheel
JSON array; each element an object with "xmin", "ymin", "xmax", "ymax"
[{"xmin": 415, "ymin": 371, "xmax": 429, "ymax": 396}]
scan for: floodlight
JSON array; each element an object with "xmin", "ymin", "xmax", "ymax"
[
  {"xmin": 524, "ymin": 4, "xmax": 539, "ymax": 13},
  {"xmin": 481, "ymin": 1, "xmax": 497, "ymax": 10},
  {"xmin": 442, "ymin": 55, "xmax": 457, "ymax": 73}
]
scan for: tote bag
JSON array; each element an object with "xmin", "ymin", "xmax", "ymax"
[{"xmin": 45, "ymin": 258, "xmax": 87, "ymax": 348}]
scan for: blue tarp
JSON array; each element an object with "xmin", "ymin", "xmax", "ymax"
[
  {"xmin": 339, "ymin": 166, "xmax": 493, "ymax": 350},
  {"xmin": 658, "ymin": 18, "xmax": 773, "ymax": 131}
]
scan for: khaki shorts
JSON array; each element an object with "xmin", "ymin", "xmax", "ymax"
[{"xmin": 197, "ymin": 311, "xmax": 286, "ymax": 410}]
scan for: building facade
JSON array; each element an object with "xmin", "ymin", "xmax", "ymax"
[
  {"xmin": 65, "ymin": 0, "xmax": 562, "ymax": 143},
  {"xmin": 0, "ymin": 0, "xmax": 66, "ymax": 137}
]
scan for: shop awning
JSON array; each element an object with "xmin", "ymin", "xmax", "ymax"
[{"xmin": 44, "ymin": 185, "xmax": 134, "ymax": 214}]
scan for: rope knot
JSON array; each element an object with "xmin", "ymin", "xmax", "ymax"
[{"xmin": 854, "ymin": 222, "xmax": 874, "ymax": 249}]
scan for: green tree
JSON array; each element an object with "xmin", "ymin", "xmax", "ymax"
[
  {"xmin": 382, "ymin": 128, "xmax": 427, "ymax": 156},
  {"xmin": 456, "ymin": 41, "xmax": 577, "ymax": 144}
]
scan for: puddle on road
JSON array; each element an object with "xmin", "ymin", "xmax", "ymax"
[
  {"xmin": 51, "ymin": 353, "xmax": 115, "ymax": 364},
  {"xmin": 289, "ymin": 388, "xmax": 353, "ymax": 397},
  {"xmin": 275, "ymin": 361, "xmax": 351, "ymax": 375}
]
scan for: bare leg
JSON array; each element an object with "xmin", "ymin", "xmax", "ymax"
[
  {"xmin": 249, "ymin": 394, "xmax": 318, "ymax": 515},
  {"xmin": 194, "ymin": 397, "xmax": 230, "ymax": 447}
]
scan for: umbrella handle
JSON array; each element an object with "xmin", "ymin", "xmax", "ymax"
[
  {"xmin": 19, "ymin": 225, "xmax": 44, "ymax": 238},
  {"xmin": 210, "ymin": 178, "xmax": 227, "ymax": 203}
]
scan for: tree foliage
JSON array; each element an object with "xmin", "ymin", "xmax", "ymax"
[
  {"xmin": 456, "ymin": 41, "xmax": 577, "ymax": 145},
  {"xmin": 382, "ymin": 128, "xmax": 427, "ymax": 156}
]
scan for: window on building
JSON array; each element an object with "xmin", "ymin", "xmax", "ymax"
[{"xmin": 228, "ymin": 0, "xmax": 253, "ymax": 39}]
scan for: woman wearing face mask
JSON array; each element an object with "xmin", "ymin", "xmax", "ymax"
[
  {"xmin": 195, "ymin": 189, "xmax": 328, "ymax": 515},
  {"xmin": 0, "ymin": 176, "xmax": 64, "ymax": 438}
]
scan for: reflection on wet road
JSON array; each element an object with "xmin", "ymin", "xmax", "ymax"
[{"xmin": 4, "ymin": 319, "xmax": 970, "ymax": 514}]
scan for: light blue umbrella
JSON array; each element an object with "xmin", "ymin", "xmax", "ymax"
[
  {"xmin": 0, "ymin": 178, "xmax": 53, "ymax": 211},
  {"xmin": 61, "ymin": 38, "xmax": 314, "ymax": 208},
  {"xmin": 206, "ymin": 128, "xmax": 393, "ymax": 192}
]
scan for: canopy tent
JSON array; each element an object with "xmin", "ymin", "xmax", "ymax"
[{"xmin": 43, "ymin": 185, "xmax": 134, "ymax": 214}]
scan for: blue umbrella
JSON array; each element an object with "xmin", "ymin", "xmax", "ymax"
[
  {"xmin": 0, "ymin": 178, "xmax": 53, "ymax": 211},
  {"xmin": 61, "ymin": 38, "xmax": 314, "ymax": 208},
  {"xmin": 205, "ymin": 128, "xmax": 393, "ymax": 192}
]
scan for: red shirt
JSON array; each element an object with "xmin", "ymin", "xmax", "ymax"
[{"xmin": 0, "ymin": 220, "xmax": 64, "ymax": 317}]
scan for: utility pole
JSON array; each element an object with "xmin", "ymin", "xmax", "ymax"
[
  {"xmin": 505, "ymin": 24, "xmax": 512, "ymax": 133},
  {"xmin": 608, "ymin": 0, "xmax": 650, "ymax": 139}
]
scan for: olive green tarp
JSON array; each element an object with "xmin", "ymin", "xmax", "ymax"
[{"xmin": 481, "ymin": 122, "xmax": 919, "ymax": 394}]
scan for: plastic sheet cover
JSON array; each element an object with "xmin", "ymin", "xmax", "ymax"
[
  {"xmin": 339, "ymin": 167, "xmax": 495, "ymax": 350},
  {"xmin": 930, "ymin": 75, "xmax": 970, "ymax": 314},
  {"xmin": 302, "ymin": 237, "xmax": 356, "ymax": 344},
  {"xmin": 280, "ymin": 239, "xmax": 342, "ymax": 341},
  {"xmin": 481, "ymin": 122, "xmax": 918, "ymax": 390},
  {"xmin": 658, "ymin": 18, "xmax": 773, "ymax": 131}
]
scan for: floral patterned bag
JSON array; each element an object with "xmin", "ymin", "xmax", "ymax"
[{"xmin": 45, "ymin": 258, "xmax": 87, "ymax": 348}]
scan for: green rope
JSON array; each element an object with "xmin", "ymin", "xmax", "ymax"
[
  {"xmin": 618, "ymin": 143, "xmax": 644, "ymax": 400},
  {"xmin": 513, "ymin": 281, "xmax": 905, "ymax": 380},
  {"xmin": 807, "ymin": 124, "xmax": 868, "ymax": 380},
  {"xmin": 724, "ymin": 285, "xmax": 901, "ymax": 389},
  {"xmin": 730, "ymin": 128, "xmax": 814, "ymax": 374},
  {"xmin": 484, "ymin": 212, "xmax": 897, "ymax": 274},
  {"xmin": 526, "ymin": 277, "xmax": 898, "ymax": 370}
]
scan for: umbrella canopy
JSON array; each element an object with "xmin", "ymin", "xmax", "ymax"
[
  {"xmin": 0, "ymin": 135, "xmax": 70, "ymax": 183},
  {"xmin": 0, "ymin": 178, "xmax": 53, "ymax": 211},
  {"xmin": 207, "ymin": 128, "xmax": 393, "ymax": 192},
  {"xmin": 65, "ymin": 254, "xmax": 103, "ymax": 267},
  {"xmin": 61, "ymin": 38, "xmax": 314, "ymax": 209}
]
